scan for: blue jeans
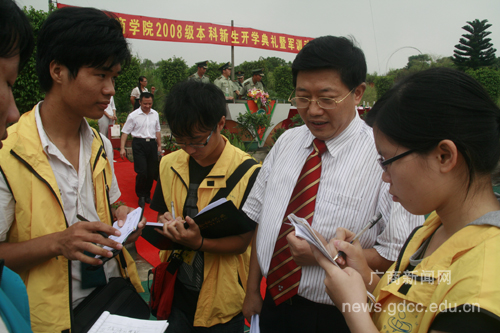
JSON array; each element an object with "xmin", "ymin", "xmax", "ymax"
[{"xmin": 166, "ymin": 306, "xmax": 244, "ymax": 333}]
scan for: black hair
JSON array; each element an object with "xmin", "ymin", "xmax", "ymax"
[
  {"xmin": 0, "ymin": 0, "xmax": 34, "ymax": 70},
  {"xmin": 140, "ymin": 91, "xmax": 154, "ymax": 101},
  {"xmin": 36, "ymin": 6, "xmax": 130, "ymax": 92},
  {"xmin": 164, "ymin": 80, "xmax": 226, "ymax": 138},
  {"xmin": 365, "ymin": 67, "xmax": 500, "ymax": 189},
  {"xmin": 137, "ymin": 75, "xmax": 147, "ymax": 92},
  {"xmin": 292, "ymin": 36, "xmax": 366, "ymax": 90}
]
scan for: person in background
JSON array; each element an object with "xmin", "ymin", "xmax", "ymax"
[
  {"xmin": 312, "ymin": 67, "xmax": 500, "ymax": 333},
  {"xmin": 150, "ymin": 80, "xmax": 261, "ymax": 332},
  {"xmin": 240, "ymin": 69, "xmax": 265, "ymax": 97},
  {"xmin": 188, "ymin": 60, "xmax": 210, "ymax": 83},
  {"xmin": 130, "ymin": 75, "xmax": 155, "ymax": 109},
  {"xmin": 0, "ymin": 7, "xmax": 145, "ymax": 332},
  {"xmin": 0, "ymin": 0, "xmax": 34, "ymax": 331},
  {"xmin": 214, "ymin": 62, "xmax": 240, "ymax": 101},
  {"xmin": 98, "ymin": 95, "xmax": 117, "ymax": 138},
  {"xmin": 242, "ymin": 36, "xmax": 423, "ymax": 333},
  {"xmin": 120, "ymin": 91, "xmax": 161, "ymax": 207}
]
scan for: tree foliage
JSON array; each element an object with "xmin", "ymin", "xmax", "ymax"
[
  {"xmin": 374, "ymin": 76, "xmax": 394, "ymax": 100},
  {"xmin": 157, "ymin": 56, "xmax": 188, "ymax": 95},
  {"xmin": 453, "ymin": 19, "xmax": 497, "ymax": 70},
  {"xmin": 12, "ymin": 6, "xmax": 49, "ymax": 114},
  {"xmin": 465, "ymin": 67, "xmax": 500, "ymax": 102},
  {"xmin": 114, "ymin": 56, "xmax": 140, "ymax": 114},
  {"xmin": 272, "ymin": 66, "xmax": 293, "ymax": 100}
]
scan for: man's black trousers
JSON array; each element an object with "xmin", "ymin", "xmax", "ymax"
[{"xmin": 132, "ymin": 138, "xmax": 159, "ymax": 199}]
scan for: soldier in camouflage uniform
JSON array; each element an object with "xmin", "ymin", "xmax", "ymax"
[
  {"xmin": 241, "ymin": 68, "xmax": 265, "ymax": 97},
  {"xmin": 214, "ymin": 62, "xmax": 240, "ymax": 100},
  {"xmin": 188, "ymin": 60, "xmax": 210, "ymax": 83}
]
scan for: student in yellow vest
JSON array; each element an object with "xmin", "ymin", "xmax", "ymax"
[
  {"xmin": 313, "ymin": 67, "xmax": 500, "ymax": 332},
  {"xmin": 150, "ymin": 80, "xmax": 260, "ymax": 332},
  {"xmin": 0, "ymin": 1, "xmax": 34, "ymax": 332},
  {"xmin": 0, "ymin": 7, "xmax": 145, "ymax": 332}
]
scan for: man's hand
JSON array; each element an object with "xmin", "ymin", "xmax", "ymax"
[
  {"xmin": 55, "ymin": 222, "xmax": 123, "ymax": 266},
  {"xmin": 115, "ymin": 205, "xmax": 147, "ymax": 244},
  {"xmin": 158, "ymin": 215, "xmax": 203, "ymax": 250},
  {"xmin": 120, "ymin": 148, "xmax": 126, "ymax": 159},
  {"xmin": 287, "ymin": 230, "xmax": 317, "ymax": 266},
  {"xmin": 243, "ymin": 289, "xmax": 263, "ymax": 323}
]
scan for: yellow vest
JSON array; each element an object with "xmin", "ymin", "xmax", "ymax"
[
  {"xmin": 372, "ymin": 212, "xmax": 500, "ymax": 332},
  {"xmin": 158, "ymin": 137, "xmax": 260, "ymax": 327},
  {"xmin": 0, "ymin": 108, "xmax": 143, "ymax": 332}
]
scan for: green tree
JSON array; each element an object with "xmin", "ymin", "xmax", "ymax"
[
  {"xmin": 12, "ymin": 6, "xmax": 49, "ymax": 114},
  {"xmin": 453, "ymin": 19, "xmax": 497, "ymax": 70},
  {"xmin": 272, "ymin": 66, "xmax": 293, "ymax": 100},
  {"xmin": 114, "ymin": 56, "xmax": 140, "ymax": 114},
  {"xmin": 157, "ymin": 56, "xmax": 188, "ymax": 94},
  {"xmin": 465, "ymin": 67, "xmax": 500, "ymax": 102},
  {"xmin": 374, "ymin": 76, "xmax": 394, "ymax": 100}
]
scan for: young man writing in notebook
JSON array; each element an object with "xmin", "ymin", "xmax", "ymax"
[{"xmin": 150, "ymin": 80, "xmax": 260, "ymax": 332}]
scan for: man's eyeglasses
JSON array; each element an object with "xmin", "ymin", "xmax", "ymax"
[
  {"xmin": 288, "ymin": 88, "xmax": 355, "ymax": 110},
  {"xmin": 377, "ymin": 149, "xmax": 416, "ymax": 171},
  {"xmin": 170, "ymin": 126, "xmax": 217, "ymax": 148}
]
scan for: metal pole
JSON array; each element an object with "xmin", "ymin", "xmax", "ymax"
[{"xmin": 231, "ymin": 20, "xmax": 235, "ymax": 81}]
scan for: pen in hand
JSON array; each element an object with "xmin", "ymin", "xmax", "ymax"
[
  {"xmin": 169, "ymin": 201, "xmax": 189, "ymax": 229},
  {"xmin": 333, "ymin": 213, "xmax": 383, "ymax": 261},
  {"xmin": 76, "ymin": 214, "xmax": 110, "ymax": 239}
]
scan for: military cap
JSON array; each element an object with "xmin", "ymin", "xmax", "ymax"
[
  {"xmin": 252, "ymin": 68, "xmax": 264, "ymax": 76},
  {"xmin": 236, "ymin": 71, "xmax": 244, "ymax": 78},
  {"xmin": 219, "ymin": 62, "xmax": 231, "ymax": 71},
  {"xmin": 196, "ymin": 60, "xmax": 208, "ymax": 68}
]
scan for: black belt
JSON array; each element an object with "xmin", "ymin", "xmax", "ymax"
[{"xmin": 133, "ymin": 137, "xmax": 156, "ymax": 142}]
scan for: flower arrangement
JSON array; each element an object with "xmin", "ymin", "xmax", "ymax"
[{"xmin": 247, "ymin": 88, "xmax": 270, "ymax": 110}]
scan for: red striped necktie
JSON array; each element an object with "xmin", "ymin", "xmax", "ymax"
[{"xmin": 267, "ymin": 138, "xmax": 327, "ymax": 305}]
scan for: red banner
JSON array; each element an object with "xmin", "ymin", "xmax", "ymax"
[{"xmin": 57, "ymin": 3, "xmax": 313, "ymax": 54}]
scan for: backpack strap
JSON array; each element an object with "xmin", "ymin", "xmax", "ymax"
[{"xmin": 209, "ymin": 158, "xmax": 258, "ymax": 204}]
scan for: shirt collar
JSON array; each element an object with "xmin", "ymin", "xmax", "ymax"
[
  {"xmin": 35, "ymin": 102, "xmax": 95, "ymax": 155},
  {"xmin": 301, "ymin": 108, "xmax": 363, "ymax": 155}
]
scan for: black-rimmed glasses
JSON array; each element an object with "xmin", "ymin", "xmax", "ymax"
[
  {"xmin": 170, "ymin": 126, "xmax": 217, "ymax": 148},
  {"xmin": 288, "ymin": 88, "xmax": 355, "ymax": 110},
  {"xmin": 377, "ymin": 149, "xmax": 416, "ymax": 171}
]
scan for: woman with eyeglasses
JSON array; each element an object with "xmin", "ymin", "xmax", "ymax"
[{"xmin": 311, "ymin": 67, "xmax": 500, "ymax": 332}]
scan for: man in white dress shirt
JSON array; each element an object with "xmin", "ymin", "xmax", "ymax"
[
  {"xmin": 120, "ymin": 91, "xmax": 162, "ymax": 207},
  {"xmin": 242, "ymin": 36, "xmax": 424, "ymax": 332}
]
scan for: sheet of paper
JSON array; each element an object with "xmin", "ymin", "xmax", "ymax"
[
  {"xmin": 97, "ymin": 207, "xmax": 142, "ymax": 256},
  {"xmin": 197, "ymin": 198, "xmax": 227, "ymax": 215},
  {"xmin": 250, "ymin": 314, "xmax": 260, "ymax": 333},
  {"xmin": 88, "ymin": 311, "xmax": 169, "ymax": 333},
  {"xmin": 287, "ymin": 214, "xmax": 339, "ymax": 267}
]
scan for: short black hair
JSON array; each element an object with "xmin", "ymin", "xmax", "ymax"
[
  {"xmin": 140, "ymin": 92, "xmax": 154, "ymax": 101},
  {"xmin": 292, "ymin": 36, "xmax": 366, "ymax": 90},
  {"xmin": 0, "ymin": 0, "xmax": 34, "ymax": 70},
  {"xmin": 164, "ymin": 80, "xmax": 226, "ymax": 138},
  {"xmin": 36, "ymin": 6, "xmax": 130, "ymax": 92},
  {"xmin": 366, "ymin": 67, "xmax": 500, "ymax": 191}
]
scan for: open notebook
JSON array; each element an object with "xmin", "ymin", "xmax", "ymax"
[
  {"xmin": 88, "ymin": 311, "xmax": 168, "ymax": 332},
  {"xmin": 287, "ymin": 213, "xmax": 376, "ymax": 304}
]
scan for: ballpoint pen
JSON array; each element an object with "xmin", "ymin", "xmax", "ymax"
[
  {"xmin": 171, "ymin": 201, "xmax": 176, "ymax": 219},
  {"xmin": 76, "ymin": 214, "xmax": 109, "ymax": 239},
  {"xmin": 333, "ymin": 213, "xmax": 383, "ymax": 261}
]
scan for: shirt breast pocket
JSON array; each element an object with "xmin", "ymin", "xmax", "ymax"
[{"xmin": 320, "ymin": 191, "xmax": 363, "ymax": 216}]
